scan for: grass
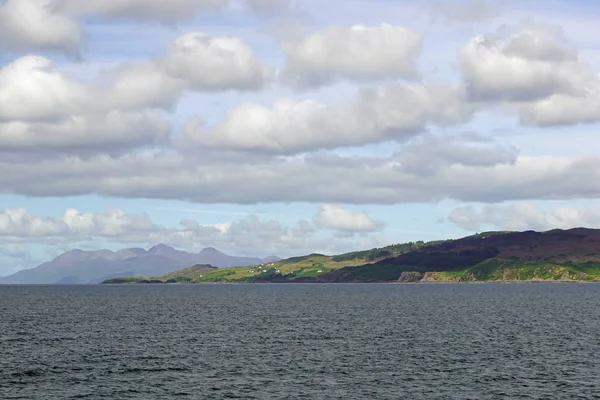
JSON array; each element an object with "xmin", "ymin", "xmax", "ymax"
[
  {"xmin": 328, "ymin": 257, "xmax": 600, "ymax": 283},
  {"xmin": 154, "ymin": 255, "xmax": 370, "ymax": 283},
  {"xmin": 463, "ymin": 258, "xmax": 600, "ymax": 281},
  {"xmin": 160, "ymin": 264, "xmax": 216, "ymax": 280}
]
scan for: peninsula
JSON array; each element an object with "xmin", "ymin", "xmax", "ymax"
[{"xmin": 102, "ymin": 228, "xmax": 600, "ymax": 284}]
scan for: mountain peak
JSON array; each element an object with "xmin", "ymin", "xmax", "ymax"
[
  {"xmin": 148, "ymin": 243, "xmax": 175, "ymax": 254},
  {"xmin": 261, "ymin": 256, "xmax": 281, "ymax": 263},
  {"xmin": 199, "ymin": 247, "xmax": 223, "ymax": 255},
  {"xmin": 2, "ymin": 244, "xmax": 278, "ymax": 284},
  {"xmin": 53, "ymin": 248, "xmax": 90, "ymax": 263}
]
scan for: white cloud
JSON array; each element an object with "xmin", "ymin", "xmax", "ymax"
[
  {"xmin": 0, "ymin": 0, "xmax": 283, "ymax": 55},
  {"xmin": 0, "ymin": 0, "xmax": 82, "ymax": 53},
  {"xmin": 161, "ymin": 32, "xmax": 274, "ymax": 91},
  {"xmin": 315, "ymin": 204, "xmax": 384, "ymax": 232},
  {"xmin": 62, "ymin": 208, "xmax": 158, "ymax": 236},
  {"xmin": 0, "ymin": 208, "xmax": 64, "ymax": 237},
  {"xmin": 184, "ymin": 81, "xmax": 470, "ymax": 153},
  {"xmin": 1, "ymin": 32, "xmax": 273, "ymax": 120},
  {"xmin": 100, "ymin": 31, "xmax": 273, "ymax": 109},
  {"xmin": 459, "ymin": 23, "xmax": 600, "ymax": 126},
  {"xmin": 281, "ymin": 24, "xmax": 422, "ymax": 88},
  {"xmin": 101, "ymin": 61, "xmax": 184, "ymax": 111},
  {"xmin": 518, "ymin": 77, "xmax": 600, "ymax": 126},
  {"xmin": 198, "ymin": 215, "xmax": 317, "ymax": 255},
  {"xmin": 0, "ymin": 208, "xmax": 388, "ymax": 260},
  {"xmin": 0, "ymin": 56, "xmax": 88, "ymax": 122},
  {"xmin": 449, "ymin": 203, "xmax": 600, "ymax": 231},
  {"xmin": 0, "ymin": 56, "xmax": 171, "ymax": 155},
  {"xmin": 460, "ymin": 24, "xmax": 587, "ymax": 102},
  {"xmin": 0, "ymin": 29, "xmax": 273, "ymax": 155},
  {"xmin": 2, "ymin": 0, "xmax": 600, "ymax": 231},
  {"xmin": 0, "ymin": 208, "xmax": 156, "ymax": 238}
]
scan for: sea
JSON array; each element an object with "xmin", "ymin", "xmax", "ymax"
[{"xmin": 1, "ymin": 283, "xmax": 599, "ymax": 399}]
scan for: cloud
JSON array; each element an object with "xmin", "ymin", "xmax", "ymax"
[
  {"xmin": 2, "ymin": 4, "xmax": 600, "ymax": 214},
  {"xmin": 2, "ymin": 32, "xmax": 272, "ymax": 118},
  {"xmin": 461, "ymin": 24, "xmax": 600, "ymax": 127},
  {"xmin": 100, "ymin": 61, "xmax": 184, "ymax": 111},
  {"xmin": 160, "ymin": 32, "xmax": 274, "ymax": 91},
  {"xmin": 0, "ymin": 29, "xmax": 273, "ymax": 155},
  {"xmin": 0, "ymin": 111, "xmax": 170, "ymax": 156},
  {"xmin": 458, "ymin": 23, "xmax": 600, "ymax": 126},
  {"xmin": 281, "ymin": 24, "xmax": 422, "ymax": 88},
  {"xmin": 152, "ymin": 206, "xmax": 282, "ymax": 217},
  {"xmin": 0, "ymin": 244, "xmax": 32, "ymax": 275},
  {"xmin": 2, "ymin": 151, "xmax": 600, "ymax": 204},
  {"xmin": 0, "ymin": 208, "xmax": 157, "ymax": 238},
  {"xmin": 460, "ymin": 24, "xmax": 588, "ymax": 102},
  {"xmin": 518, "ymin": 78, "xmax": 600, "ymax": 126},
  {"xmin": 184, "ymin": 81, "xmax": 470, "ymax": 153},
  {"xmin": 0, "ymin": 56, "xmax": 88, "ymax": 122},
  {"xmin": 448, "ymin": 203, "xmax": 600, "ymax": 231},
  {"xmin": 197, "ymin": 215, "xmax": 317, "ymax": 256},
  {"xmin": 0, "ymin": 55, "xmax": 171, "ymax": 155},
  {"xmin": 0, "ymin": 0, "xmax": 281, "ymax": 55},
  {"xmin": 429, "ymin": 0, "xmax": 502, "ymax": 23},
  {"xmin": 0, "ymin": 244, "xmax": 30, "ymax": 259},
  {"xmin": 95, "ymin": 31, "xmax": 275, "ymax": 111},
  {"xmin": 101, "ymin": 31, "xmax": 273, "ymax": 107},
  {"xmin": 56, "ymin": 0, "xmax": 228, "ymax": 23},
  {"xmin": 315, "ymin": 204, "xmax": 384, "ymax": 233},
  {"xmin": 242, "ymin": 0, "xmax": 294, "ymax": 15},
  {"xmin": 0, "ymin": 0, "xmax": 82, "ymax": 53},
  {"xmin": 393, "ymin": 134, "xmax": 518, "ymax": 176},
  {"xmin": 0, "ymin": 207, "xmax": 388, "ymax": 259}
]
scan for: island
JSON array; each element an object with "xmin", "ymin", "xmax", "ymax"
[{"xmin": 102, "ymin": 228, "xmax": 600, "ymax": 284}]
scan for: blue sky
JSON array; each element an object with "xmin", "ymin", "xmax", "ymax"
[{"xmin": 1, "ymin": 0, "xmax": 600, "ymax": 275}]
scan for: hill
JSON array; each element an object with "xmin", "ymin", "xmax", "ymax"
[
  {"xmin": 318, "ymin": 228, "xmax": 600, "ymax": 282},
  {"xmin": 2, "ymin": 245, "xmax": 279, "ymax": 284},
  {"xmin": 103, "ymin": 254, "xmax": 373, "ymax": 284},
  {"xmin": 104, "ymin": 228, "xmax": 600, "ymax": 284}
]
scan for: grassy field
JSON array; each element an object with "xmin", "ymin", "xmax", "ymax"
[{"xmin": 179, "ymin": 255, "xmax": 371, "ymax": 282}]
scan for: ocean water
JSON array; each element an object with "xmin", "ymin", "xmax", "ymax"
[{"xmin": 1, "ymin": 283, "xmax": 599, "ymax": 399}]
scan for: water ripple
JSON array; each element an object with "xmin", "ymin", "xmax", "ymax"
[{"xmin": 0, "ymin": 283, "xmax": 599, "ymax": 399}]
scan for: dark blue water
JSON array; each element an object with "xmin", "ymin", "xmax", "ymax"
[{"xmin": 1, "ymin": 284, "xmax": 599, "ymax": 399}]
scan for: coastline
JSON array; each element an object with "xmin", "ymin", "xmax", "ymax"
[{"xmin": 99, "ymin": 279, "xmax": 600, "ymax": 285}]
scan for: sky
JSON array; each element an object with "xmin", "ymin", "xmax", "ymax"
[{"xmin": 1, "ymin": 0, "xmax": 600, "ymax": 275}]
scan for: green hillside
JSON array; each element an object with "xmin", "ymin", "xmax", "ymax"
[{"xmin": 160, "ymin": 254, "xmax": 371, "ymax": 283}]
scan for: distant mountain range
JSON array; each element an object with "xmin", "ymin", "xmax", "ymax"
[{"xmin": 1, "ymin": 244, "xmax": 279, "ymax": 284}]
